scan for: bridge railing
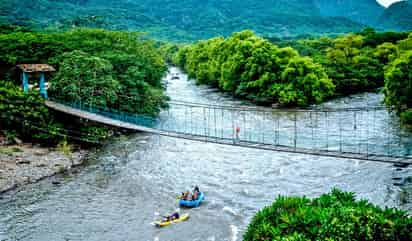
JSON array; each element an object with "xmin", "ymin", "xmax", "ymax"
[
  {"xmin": 49, "ymin": 98, "xmax": 159, "ymax": 128},
  {"xmin": 49, "ymin": 98, "xmax": 412, "ymax": 160},
  {"xmin": 161, "ymin": 102, "xmax": 412, "ymax": 159}
]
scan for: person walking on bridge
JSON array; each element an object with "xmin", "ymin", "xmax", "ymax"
[{"xmin": 234, "ymin": 126, "xmax": 241, "ymax": 143}]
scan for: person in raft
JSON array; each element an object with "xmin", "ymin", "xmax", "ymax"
[
  {"xmin": 181, "ymin": 186, "xmax": 200, "ymax": 201},
  {"xmin": 181, "ymin": 191, "xmax": 190, "ymax": 200},
  {"xmin": 192, "ymin": 186, "xmax": 200, "ymax": 200},
  {"xmin": 163, "ymin": 212, "xmax": 180, "ymax": 222}
]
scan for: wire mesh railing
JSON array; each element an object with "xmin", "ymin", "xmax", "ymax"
[{"xmin": 46, "ymin": 98, "xmax": 412, "ymax": 161}]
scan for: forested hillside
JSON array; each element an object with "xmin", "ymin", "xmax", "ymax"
[
  {"xmin": 2, "ymin": 0, "xmax": 410, "ymax": 41},
  {"xmin": 314, "ymin": 0, "xmax": 384, "ymax": 26},
  {"xmin": 0, "ymin": 0, "xmax": 365, "ymax": 41},
  {"xmin": 379, "ymin": 1, "xmax": 412, "ymax": 31}
]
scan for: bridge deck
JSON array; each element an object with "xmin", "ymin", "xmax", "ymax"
[
  {"xmin": 46, "ymin": 101, "xmax": 161, "ymax": 134},
  {"xmin": 45, "ymin": 101, "xmax": 412, "ymax": 165}
]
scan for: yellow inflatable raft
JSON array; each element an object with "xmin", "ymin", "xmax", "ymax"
[{"xmin": 154, "ymin": 213, "xmax": 190, "ymax": 227}]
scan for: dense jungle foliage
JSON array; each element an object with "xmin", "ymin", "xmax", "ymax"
[
  {"xmin": 0, "ymin": 28, "xmax": 168, "ymax": 114},
  {"xmin": 271, "ymin": 29, "xmax": 410, "ymax": 95},
  {"xmin": 173, "ymin": 30, "xmax": 335, "ymax": 106},
  {"xmin": 244, "ymin": 189, "xmax": 412, "ymax": 241},
  {"xmin": 0, "ymin": 81, "xmax": 64, "ymax": 144},
  {"xmin": 173, "ymin": 29, "xmax": 412, "ymax": 124},
  {"xmin": 384, "ymin": 34, "xmax": 412, "ymax": 125},
  {"xmin": 0, "ymin": 27, "xmax": 168, "ymax": 143},
  {"xmin": 272, "ymin": 30, "xmax": 412, "ymax": 124},
  {"xmin": 1, "ymin": 22, "xmax": 411, "ymax": 142}
]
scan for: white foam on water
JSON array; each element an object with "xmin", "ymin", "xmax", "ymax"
[
  {"xmin": 0, "ymin": 232, "xmax": 6, "ymax": 241},
  {"xmin": 222, "ymin": 206, "xmax": 238, "ymax": 216},
  {"xmin": 242, "ymin": 189, "xmax": 249, "ymax": 195},
  {"xmin": 230, "ymin": 225, "xmax": 239, "ymax": 241},
  {"xmin": 154, "ymin": 236, "xmax": 159, "ymax": 241},
  {"xmin": 207, "ymin": 236, "xmax": 216, "ymax": 241},
  {"xmin": 150, "ymin": 221, "xmax": 159, "ymax": 226}
]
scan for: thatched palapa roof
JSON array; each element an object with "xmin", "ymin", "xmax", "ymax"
[{"xmin": 17, "ymin": 64, "xmax": 55, "ymax": 73}]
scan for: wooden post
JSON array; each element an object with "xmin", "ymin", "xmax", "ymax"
[
  {"xmin": 39, "ymin": 72, "xmax": 48, "ymax": 99},
  {"xmin": 22, "ymin": 72, "xmax": 29, "ymax": 93}
]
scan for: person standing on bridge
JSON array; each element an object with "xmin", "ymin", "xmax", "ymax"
[{"xmin": 234, "ymin": 126, "xmax": 241, "ymax": 143}]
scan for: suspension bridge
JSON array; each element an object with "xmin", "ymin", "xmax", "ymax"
[{"xmin": 44, "ymin": 99, "xmax": 412, "ymax": 165}]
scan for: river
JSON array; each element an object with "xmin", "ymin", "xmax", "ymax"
[{"xmin": 1, "ymin": 67, "xmax": 411, "ymax": 241}]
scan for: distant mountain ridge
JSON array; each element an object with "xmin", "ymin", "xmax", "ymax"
[
  {"xmin": 314, "ymin": 0, "xmax": 385, "ymax": 25},
  {"xmin": 379, "ymin": 1, "xmax": 412, "ymax": 31},
  {"xmin": 0, "ymin": 0, "xmax": 409, "ymax": 41}
]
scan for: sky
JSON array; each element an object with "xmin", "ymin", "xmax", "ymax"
[{"xmin": 377, "ymin": 0, "xmax": 403, "ymax": 7}]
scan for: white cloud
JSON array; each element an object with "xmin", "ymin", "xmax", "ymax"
[{"xmin": 376, "ymin": 0, "xmax": 403, "ymax": 7}]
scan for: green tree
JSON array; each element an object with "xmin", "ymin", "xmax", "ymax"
[
  {"xmin": 172, "ymin": 45, "xmax": 190, "ymax": 69},
  {"xmin": 234, "ymin": 45, "xmax": 297, "ymax": 103},
  {"xmin": 384, "ymin": 51, "xmax": 412, "ymax": 124},
  {"xmin": 118, "ymin": 66, "xmax": 168, "ymax": 114},
  {"xmin": 0, "ymin": 28, "xmax": 168, "ymax": 115},
  {"xmin": 175, "ymin": 30, "xmax": 335, "ymax": 106},
  {"xmin": 325, "ymin": 34, "xmax": 363, "ymax": 93},
  {"xmin": 277, "ymin": 57, "xmax": 334, "ymax": 106},
  {"xmin": 397, "ymin": 33, "xmax": 412, "ymax": 52},
  {"xmin": 360, "ymin": 28, "xmax": 409, "ymax": 47},
  {"xmin": 326, "ymin": 34, "xmax": 383, "ymax": 94},
  {"xmin": 0, "ymin": 81, "xmax": 64, "ymax": 143},
  {"xmin": 375, "ymin": 42, "xmax": 399, "ymax": 65},
  {"xmin": 159, "ymin": 43, "xmax": 179, "ymax": 64},
  {"xmin": 353, "ymin": 49, "xmax": 384, "ymax": 89},
  {"xmin": 49, "ymin": 50, "xmax": 120, "ymax": 107},
  {"xmin": 244, "ymin": 189, "xmax": 412, "ymax": 241},
  {"xmin": 0, "ymin": 27, "xmax": 168, "ymax": 145}
]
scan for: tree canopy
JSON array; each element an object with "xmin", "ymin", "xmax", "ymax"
[
  {"xmin": 0, "ymin": 28, "xmax": 168, "ymax": 115},
  {"xmin": 174, "ymin": 30, "xmax": 335, "ymax": 106},
  {"xmin": 244, "ymin": 189, "xmax": 412, "ymax": 241},
  {"xmin": 49, "ymin": 50, "xmax": 120, "ymax": 107},
  {"xmin": 0, "ymin": 27, "xmax": 168, "ymax": 143},
  {"xmin": 384, "ymin": 51, "xmax": 412, "ymax": 125},
  {"xmin": 325, "ymin": 34, "xmax": 384, "ymax": 94},
  {"xmin": 0, "ymin": 81, "xmax": 64, "ymax": 143},
  {"xmin": 173, "ymin": 29, "xmax": 412, "ymax": 125}
]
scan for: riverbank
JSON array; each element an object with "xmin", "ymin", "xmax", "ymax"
[
  {"xmin": 0, "ymin": 143, "xmax": 86, "ymax": 193},
  {"xmin": 0, "ymin": 67, "xmax": 411, "ymax": 241}
]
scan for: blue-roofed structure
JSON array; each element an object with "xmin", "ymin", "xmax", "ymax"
[{"xmin": 17, "ymin": 64, "xmax": 55, "ymax": 99}]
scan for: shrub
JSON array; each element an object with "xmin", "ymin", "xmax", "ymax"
[
  {"xmin": 0, "ymin": 81, "xmax": 64, "ymax": 143},
  {"xmin": 0, "ymin": 81, "xmax": 110, "ymax": 144},
  {"xmin": 244, "ymin": 189, "xmax": 412, "ymax": 241},
  {"xmin": 384, "ymin": 51, "xmax": 412, "ymax": 125},
  {"xmin": 400, "ymin": 110, "xmax": 412, "ymax": 125},
  {"xmin": 57, "ymin": 139, "xmax": 73, "ymax": 158}
]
